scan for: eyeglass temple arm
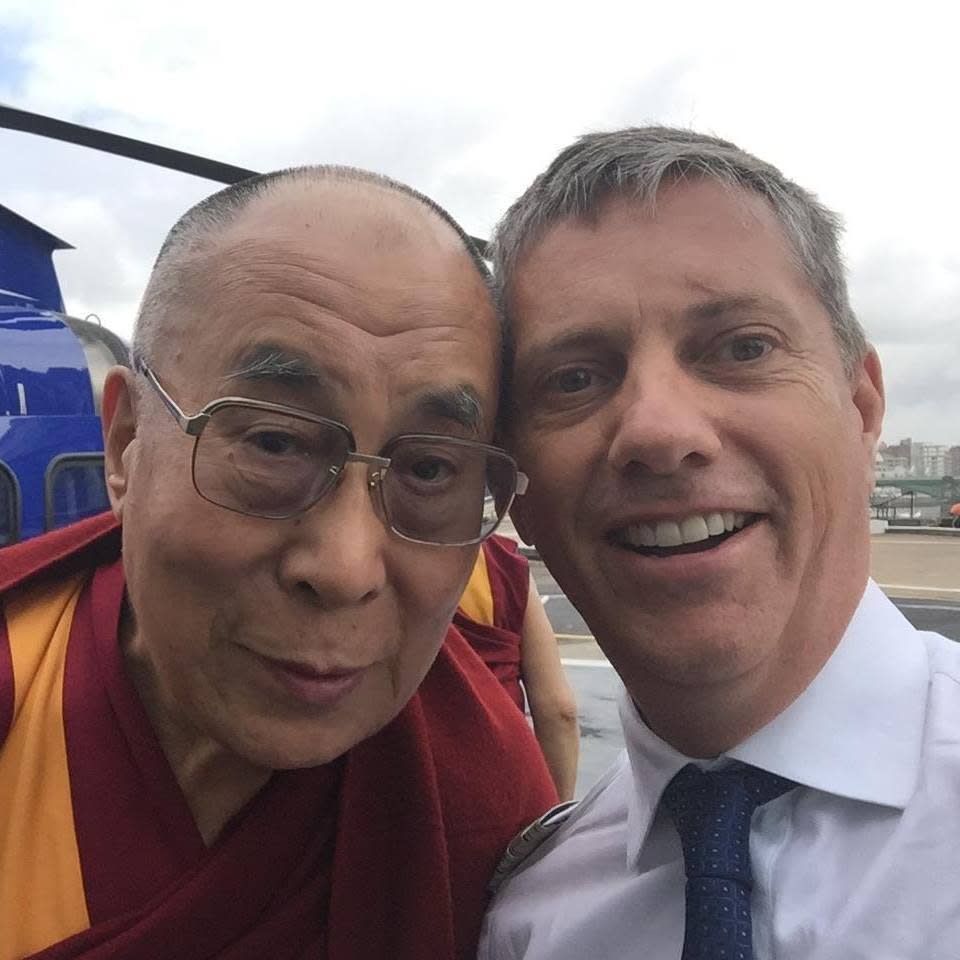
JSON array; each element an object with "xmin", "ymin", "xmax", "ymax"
[{"xmin": 135, "ymin": 359, "xmax": 210, "ymax": 437}]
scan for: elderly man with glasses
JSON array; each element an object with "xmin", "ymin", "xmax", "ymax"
[{"xmin": 0, "ymin": 167, "xmax": 556, "ymax": 960}]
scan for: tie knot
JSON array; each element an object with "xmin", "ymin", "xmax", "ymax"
[{"xmin": 661, "ymin": 763, "xmax": 796, "ymax": 886}]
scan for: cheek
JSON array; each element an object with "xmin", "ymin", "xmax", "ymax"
[
  {"xmin": 127, "ymin": 442, "xmax": 224, "ymax": 564},
  {"xmin": 129, "ymin": 431, "xmax": 269, "ymax": 574},
  {"xmin": 142, "ymin": 511, "xmax": 253, "ymax": 599},
  {"xmin": 794, "ymin": 400, "xmax": 866, "ymax": 500},
  {"xmin": 124, "ymin": 534, "xmax": 224, "ymax": 677},
  {"xmin": 389, "ymin": 550, "xmax": 475, "ymax": 655},
  {"xmin": 518, "ymin": 431, "xmax": 594, "ymax": 520},
  {"xmin": 387, "ymin": 628, "xmax": 447, "ymax": 701},
  {"xmin": 122, "ymin": 490, "xmax": 275, "ymax": 670}
]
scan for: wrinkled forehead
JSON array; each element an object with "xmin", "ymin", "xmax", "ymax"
[
  {"xmin": 189, "ymin": 179, "xmax": 495, "ymax": 340},
  {"xmin": 157, "ymin": 181, "xmax": 501, "ymax": 432}
]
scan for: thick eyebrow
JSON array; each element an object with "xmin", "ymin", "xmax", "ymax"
[
  {"xmin": 516, "ymin": 328, "xmax": 624, "ymax": 378},
  {"xmin": 223, "ymin": 345, "xmax": 483, "ymax": 433},
  {"xmin": 413, "ymin": 386, "xmax": 484, "ymax": 436},
  {"xmin": 221, "ymin": 344, "xmax": 322, "ymax": 386},
  {"xmin": 522, "ymin": 327, "xmax": 619, "ymax": 361},
  {"xmin": 685, "ymin": 295, "xmax": 796, "ymax": 325}
]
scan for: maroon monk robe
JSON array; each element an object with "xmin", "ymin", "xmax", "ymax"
[
  {"xmin": 0, "ymin": 515, "xmax": 558, "ymax": 959},
  {"xmin": 453, "ymin": 534, "xmax": 530, "ymax": 712}
]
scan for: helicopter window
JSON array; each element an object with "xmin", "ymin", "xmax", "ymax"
[
  {"xmin": 44, "ymin": 454, "xmax": 111, "ymax": 532},
  {"xmin": 0, "ymin": 460, "xmax": 20, "ymax": 547}
]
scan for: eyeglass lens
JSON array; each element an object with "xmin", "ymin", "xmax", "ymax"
[
  {"xmin": 193, "ymin": 405, "xmax": 351, "ymax": 518},
  {"xmin": 381, "ymin": 437, "xmax": 516, "ymax": 544},
  {"xmin": 191, "ymin": 404, "xmax": 516, "ymax": 543}
]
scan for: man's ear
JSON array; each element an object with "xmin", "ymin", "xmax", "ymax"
[
  {"xmin": 102, "ymin": 366, "xmax": 139, "ymax": 521},
  {"xmin": 851, "ymin": 347, "xmax": 885, "ymax": 486}
]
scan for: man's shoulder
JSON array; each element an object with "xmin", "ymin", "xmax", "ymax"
[
  {"xmin": 1, "ymin": 522, "xmax": 125, "ymax": 752},
  {"xmin": 479, "ymin": 753, "xmax": 633, "ymax": 959},
  {"xmin": 0, "ymin": 566, "xmax": 95, "ymax": 751},
  {"xmin": 920, "ymin": 629, "xmax": 960, "ymax": 679},
  {"xmin": 919, "ymin": 630, "xmax": 960, "ymax": 727},
  {"xmin": 0, "ymin": 513, "xmax": 120, "ymax": 596}
]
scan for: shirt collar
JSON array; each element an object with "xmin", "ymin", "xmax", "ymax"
[{"xmin": 622, "ymin": 580, "xmax": 929, "ymax": 866}]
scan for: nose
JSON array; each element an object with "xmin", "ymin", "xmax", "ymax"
[
  {"xmin": 277, "ymin": 463, "xmax": 388, "ymax": 609},
  {"xmin": 607, "ymin": 360, "xmax": 722, "ymax": 477}
]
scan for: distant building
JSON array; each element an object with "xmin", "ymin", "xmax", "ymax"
[
  {"xmin": 911, "ymin": 442, "xmax": 949, "ymax": 478},
  {"xmin": 880, "ymin": 437, "xmax": 913, "ymax": 465},
  {"xmin": 947, "ymin": 446, "xmax": 960, "ymax": 477},
  {"xmin": 875, "ymin": 453, "xmax": 909, "ymax": 480},
  {"xmin": 880, "ymin": 438, "xmax": 957, "ymax": 479}
]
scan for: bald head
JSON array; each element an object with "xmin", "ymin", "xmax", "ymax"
[{"xmin": 132, "ymin": 166, "xmax": 491, "ymax": 369}]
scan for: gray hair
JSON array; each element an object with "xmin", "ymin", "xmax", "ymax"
[
  {"xmin": 491, "ymin": 126, "xmax": 867, "ymax": 375},
  {"xmin": 132, "ymin": 165, "xmax": 492, "ymax": 369}
]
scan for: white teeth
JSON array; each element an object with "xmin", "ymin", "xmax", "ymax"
[
  {"xmin": 622, "ymin": 524, "xmax": 657, "ymax": 547},
  {"xmin": 638, "ymin": 525, "xmax": 657, "ymax": 547},
  {"xmin": 620, "ymin": 526, "xmax": 640, "ymax": 547},
  {"xmin": 654, "ymin": 520, "xmax": 683, "ymax": 547},
  {"xmin": 619, "ymin": 511, "xmax": 754, "ymax": 550},
  {"xmin": 679, "ymin": 515, "xmax": 710, "ymax": 544},
  {"xmin": 705, "ymin": 512, "xmax": 726, "ymax": 536}
]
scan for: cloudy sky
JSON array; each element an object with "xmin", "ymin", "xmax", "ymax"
[{"xmin": 1, "ymin": 0, "xmax": 957, "ymax": 445}]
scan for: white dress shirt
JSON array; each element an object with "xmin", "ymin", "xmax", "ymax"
[{"xmin": 479, "ymin": 581, "xmax": 960, "ymax": 959}]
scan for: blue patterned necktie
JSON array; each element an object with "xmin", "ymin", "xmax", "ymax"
[{"xmin": 660, "ymin": 762, "xmax": 796, "ymax": 960}]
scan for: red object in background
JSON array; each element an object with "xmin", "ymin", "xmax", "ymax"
[{"xmin": 950, "ymin": 503, "xmax": 960, "ymax": 517}]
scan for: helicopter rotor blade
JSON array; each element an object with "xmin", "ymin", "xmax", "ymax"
[
  {"xmin": 1, "ymin": 103, "xmax": 257, "ymax": 184},
  {"xmin": 0, "ymin": 104, "xmax": 490, "ymax": 257}
]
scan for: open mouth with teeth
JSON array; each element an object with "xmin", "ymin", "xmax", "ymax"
[{"xmin": 612, "ymin": 511, "xmax": 761, "ymax": 557}]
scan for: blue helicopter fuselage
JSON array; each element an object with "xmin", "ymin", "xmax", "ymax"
[{"xmin": 0, "ymin": 204, "xmax": 115, "ymax": 545}]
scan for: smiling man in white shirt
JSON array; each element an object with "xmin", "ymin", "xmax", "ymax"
[{"xmin": 479, "ymin": 127, "xmax": 960, "ymax": 959}]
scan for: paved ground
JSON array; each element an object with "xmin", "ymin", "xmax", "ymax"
[
  {"xmin": 869, "ymin": 534, "xmax": 960, "ymax": 602},
  {"xmin": 563, "ymin": 664, "xmax": 624, "ymax": 797},
  {"xmin": 525, "ymin": 533, "xmax": 960, "ymax": 797}
]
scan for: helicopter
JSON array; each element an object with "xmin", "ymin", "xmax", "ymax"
[{"xmin": 0, "ymin": 104, "xmax": 489, "ymax": 546}]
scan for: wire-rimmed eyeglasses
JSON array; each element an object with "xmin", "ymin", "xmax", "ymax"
[{"xmin": 136, "ymin": 361, "xmax": 527, "ymax": 546}]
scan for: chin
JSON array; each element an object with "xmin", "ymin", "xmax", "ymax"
[
  {"xmin": 226, "ymin": 722, "xmax": 370, "ymax": 771},
  {"xmin": 269, "ymin": 748, "xmax": 346, "ymax": 770},
  {"xmin": 609, "ymin": 622, "xmax": 765, "ymax": 689},
  {"xmin": 239, "ymin": 739, "xmax": 349, "ymax": 771}
]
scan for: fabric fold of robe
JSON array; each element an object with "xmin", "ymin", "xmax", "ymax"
[{"xmin": 454, "ymin": 534, "xmax": 530, "ymax": 711}]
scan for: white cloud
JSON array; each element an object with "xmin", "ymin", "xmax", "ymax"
[{"xmin": 2, "ymin": 0, "xmax": 958, "ymax": 442}]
